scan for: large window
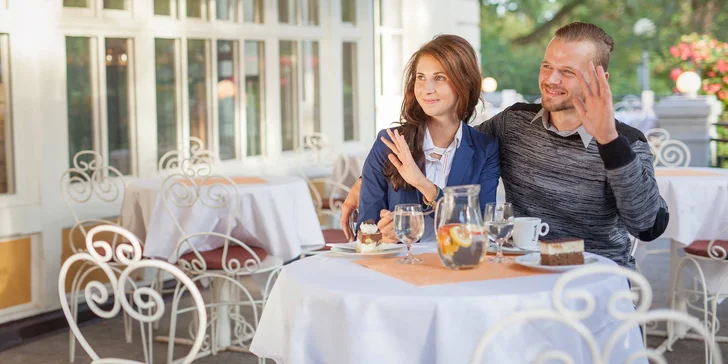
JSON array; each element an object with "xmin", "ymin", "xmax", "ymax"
[
  {"xmin": 279, "ymin": 40, "xmax": 319, "ymax": 152},
  {"xmin": 155, "ymin": 38, "xmax": 179, "ymax": 161},
  {"xmin": 278, "ymin": 0, "xmax": 318, "ymax": 25},
  {"xmin": 342, "ymin": 42, "xmax": 358, "ymax": 141},
  {"xmin": 0, "ymin": 34, "xmax": 13, "ymax": 194},
  {"xmin": 66, "ymin": 36, "xmax": 134, "ymax": 174},
  {"xmin": 245, "ymin": 40, "xmax": 265, "ymax": 156},
  {"xmin": 217, "ymin": 40, "xmax": 238, "ymax": 160},
  {"xmin": 187, "ymin": 39, "xmax": 210, "ymax": 145},
  {"xmin": 65, "ymin": 37, "xmax": 94, "ymax": 168},
  {"xmin": 342, "ymin": 0, "xmax": 356, "ymax": 24},
  {"xmin": 153, "ymin": 0, "xmax": 263, "ymax": 22}
]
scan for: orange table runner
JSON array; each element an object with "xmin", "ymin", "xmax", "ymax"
[
  {"xmin": 655, "ymin": 169, "xmax": 725, "ymax": 177},
  {"xmin": 354, "ymin": 253, "xmax": 553, "ymax": 286},
  {"xmin": 180, "ymin": 176, "xmax": 268, "ymax": 186}
]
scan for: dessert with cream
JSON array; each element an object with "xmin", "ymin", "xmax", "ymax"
[
  {"xmin": 539, "ymin": 238, "xmax": 584, "ymax": 266},
  {"xmin": 357, "ymin": 219, "xmax": 383, "ymax": 253}
]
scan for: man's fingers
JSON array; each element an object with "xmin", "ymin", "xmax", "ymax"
[
  {"xmin": 575, "ymin": 68, "xmax": 593, "ymax": 98},
  {"xmin": 573, "ymin": 97, "xmax": 587, "ymax": 119},
  {"xmin": 588, "ymin": 61, "xmax": 601, "ymax": 97},
  {"xmin": 596, "ymin": 65, "xmax": 612, "ymax": 99}
]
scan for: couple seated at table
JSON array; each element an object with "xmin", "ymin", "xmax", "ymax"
[{"xmin": 345, "ymin": 23, "xmax": 669, "ymax": 269}]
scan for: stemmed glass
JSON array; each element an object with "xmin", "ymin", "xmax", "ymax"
[
  {"xmin": 394, "ymin": 204, "xmax": 425, "ymax": 264},
  {"xmin": 483, "ymin": 202, "xmax": 514, "ymax": 263}
]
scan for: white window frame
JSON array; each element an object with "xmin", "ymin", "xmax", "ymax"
[{"xmin": 61, "ymin": 32, "xmax": 138, "ymax": 176}]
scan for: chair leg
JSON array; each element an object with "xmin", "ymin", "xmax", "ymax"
[{"xmin": 167, "ymin": 281, "xmax": 183, "ymax": 364}]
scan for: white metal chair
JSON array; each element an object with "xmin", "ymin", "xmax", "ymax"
[
  {"xmin": 161, "ymin": 158, "xmax": 282, "ymax": 361},
  {"xmin": 59, "ymin": 224, "xmax": 207, "ymax": 364},
  {"xmin": 645, "ymin": 128, "xmax": 691, "ymax": 167},
  {"xmin": 471, "ymin": 265, "xmax": 723, "ymax": 364},
  {"xmin": 667, "ymin": 224, "xmax": 728, "ymax": 360},
  {"xmin": 60, "ymin": 150, "xmax": 139, "ymax": 363},
  {"xmin": 158, "ymin": 137, "xmax": 219, "ymax": 176}
]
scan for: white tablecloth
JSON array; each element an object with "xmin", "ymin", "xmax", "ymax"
[
  {"xmin": 650, "ymin": 167, "xmax": 728, "ymax": 294},
  {"xmin": 655, "ymin": 167, "xmax": 728, "ymax": 245},
  {"xmin": 251, "ymin": 244, "xmax": 644, "ymax": 364},
  {"xmin": 120, "ymin": 175, "xmax": 325, "ymax": 262}
]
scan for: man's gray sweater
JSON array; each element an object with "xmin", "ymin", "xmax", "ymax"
[{"xmin": 476, "ymin": 103, "xmax": 669, "ymax": 268}]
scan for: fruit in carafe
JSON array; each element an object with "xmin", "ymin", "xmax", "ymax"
[{"xmin": 438, "ymin": 224, "xmax": 475, "ymax": 256}]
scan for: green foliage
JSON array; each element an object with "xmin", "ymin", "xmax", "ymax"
[{"xmin": 479, "ymin": 0, "xmax": 728, "ymax": 97}]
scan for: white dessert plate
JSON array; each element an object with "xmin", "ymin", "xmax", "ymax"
[
  {"xmin": 328, "ymin": 242, "xmax": 405, "ymax": 258},
  {"xmin": 514, "ymin": 252, "xmax": 598, "ymax": 272}
]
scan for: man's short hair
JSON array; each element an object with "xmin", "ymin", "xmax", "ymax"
[{"xmin": 554, "ymin": 22, "xmax": 615, "ymax": 71}]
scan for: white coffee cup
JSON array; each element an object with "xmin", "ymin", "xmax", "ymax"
[{"xmin": 512, "ymin": 217, "xmax": 549, "ymax": 250}]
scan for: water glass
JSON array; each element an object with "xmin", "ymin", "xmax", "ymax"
[
  {"xmin": 484, "ymin": 202, "xmax": 514, "ymax": 263},
  {"xmin": 394, "ymin": 204, "xmax": 425, "ymax": 264}
]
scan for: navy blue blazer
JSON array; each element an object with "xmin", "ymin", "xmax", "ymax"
[{"xmin": 357, "ymin": 122, "xmax": 500, "ymax": 240}]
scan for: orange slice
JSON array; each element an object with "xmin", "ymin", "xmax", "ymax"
[{"xmin": 449, "ymin": 225, "xmax": 472, "ymax": 248}]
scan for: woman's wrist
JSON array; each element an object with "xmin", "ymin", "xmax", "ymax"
[{"xmin": 416, "ymin": 180, "xmax": 439, "ymax": 203}]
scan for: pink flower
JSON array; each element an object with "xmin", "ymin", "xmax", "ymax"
[
  {"xmin": 723, "ymin": 76, "xmax": 728, "ymax": 84},
  {"xmin": 704, "ymin": 83, "xmax": 722, "ymax": 94},
  {"xmin": 670, "ymin": 68, "xmax": 683, "ymax": 81},
  {"xmin": 716, "ymin": 59, "xmax": 728, "ymax": 73},
  {"xmin": 718, "ymin": 91, "xmax": 727, "ymax": 101},
  {"xmin": 670, "ymin": 46, "xmax": 679, "ymax": 57},
  {"xmin": 708, "ymin": 71, "xmax": 717, "ymax": 78}
]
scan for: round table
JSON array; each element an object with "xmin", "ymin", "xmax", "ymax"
[
  {"xmin": 250, "ymin": 244, "xmax": 645, "ymax": 364},
  {"xmin": 119, "ymin": 175, "xmax": 325, "ymax": 262}
]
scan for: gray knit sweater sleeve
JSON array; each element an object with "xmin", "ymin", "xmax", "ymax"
[
  {"xmin": 475, "ymin": 109, "xmax": 508, "ymax": 139},
  {"xmin": 597, "ymin": 125, "xmax": 669, "ymax": 242}
]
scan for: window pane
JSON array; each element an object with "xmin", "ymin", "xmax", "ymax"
[
  {"xmin": 279, "ymin": 40, "xmax": 298, "ymax": 151},
  {"xmin": 277, "ymin": 0, "xmax": 296, "ymax": 23},
  {"xmin": 0, "ymin": 35, "xmax": 14, "ymax": 194},
  {"xmin": 188, "ymin": 39, "xmax": 209, "ymax": 146},
  {"xmin": 302, "ymin": 41, "xmax": 319, "ymax": 136},
  {"xmin": 245, "ymin": 40, "xmax": 265, "ymax": 156},
  {"xmin": 186, "ymin": 0, "xmax": 203, "ymax": 18},
  {"xmin": 243, "ymin": 0, "xmax": 263, "ymax": 23},
  {"xmin": 216, "ymin": 0, "xmax": 236, "ymax": 21},
  {"xmin": 155, "ymin": 39, "xmax": 178, "ymax": 162},
  {"xmin": 342, "ymin": 0, "xmax": 356, "ymax": 24},
  {"xmin": 105, "ymin": 38, "xmax": 132, "ymax": 175},
  {"xmin": 154, "ymin": 0, "xmax": 172, "ymax": 16},
  {"xmin": 302, "ymin": 0, "xmax": 318, "ymax": 25},
  {"xmin": 217, "ymin": 40, "xmax": 237, "ymax": 160},
  {"xmin": 343, "ymin": 42, "xmax": 357, "ymax": 141},
  {"xmin": 65, "ymin": 37, "xmax": 94, "ymax": 169},
  {"xmin": 104, "ymin": 0, "xmax": 126, "ymax": 10},
  {"xmin": 64, "ymin": 0, "xmax": 89, "ymax": 8}
]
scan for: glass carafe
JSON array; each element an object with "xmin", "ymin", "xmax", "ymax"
[{"xmin": 434, "ymin": 185, "xmax": 487, "ymax": 270}]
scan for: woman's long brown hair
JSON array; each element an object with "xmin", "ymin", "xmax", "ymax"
[{"xmin": 384, "ymin": 34, "xmax": 483, "ymax": 191}]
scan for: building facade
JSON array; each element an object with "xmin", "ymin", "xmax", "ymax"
[{"xmin": 0, "ymin": 0, "xmax": 479, "ymax": 324}]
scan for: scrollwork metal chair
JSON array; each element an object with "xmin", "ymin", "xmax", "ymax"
[
  {"xmin": 60, "ymin": 150, "xmax": 139, "ymax": 363},
  {"xmin": 158, "ymin": 137, "xmax": 219, "ymax": 176},
  {"xmin": 59, "ymin": 224, "xmax": 207, "ymax": 364},
  {"xmin": 161, "ymin": 158, "xmax": 282, "ymax": 361},
  {"xmin": 471, "ymin": 265, "xmax": 723, "ymax": 364},
  {"xmin": 645, "ymin": 128, "xmax": 691, "ymax": 168},
  {"xmin": 668, "ymin": 224, "xmax": 728, "ymax": 361}
]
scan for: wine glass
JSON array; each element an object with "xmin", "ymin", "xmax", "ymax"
[
  {"xmin": 483, "ymin": 202, "xmax": 514, "ymax": 263},
  {"xmin": 394, "ymin": 204, "xmax": 425, "ymax": 264}
]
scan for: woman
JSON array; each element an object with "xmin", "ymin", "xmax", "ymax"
[{"xmin": 357, "ymin": 34, "xmax": 500, "ymax": 242}]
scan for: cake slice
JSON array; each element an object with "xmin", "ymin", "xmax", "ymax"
[
  {"xmin": 357, "ymin": 219, "xmax": 383, "ymax": 253},
  {"xmin": 539, "ymin": 238, "xmax": 584, "ymax": 266}
]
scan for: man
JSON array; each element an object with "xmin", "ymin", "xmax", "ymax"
[{"xmin": 340, "ymin": 22, "xmax": 668, "ymax": 269}]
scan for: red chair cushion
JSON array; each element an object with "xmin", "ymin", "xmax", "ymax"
[
  {"xmin": 179, "ymin": 245, "xmax": 268, "ymax": 269},
  {"xmin": 684, "ymin": 240, "xmax": 728, "ymax": 258},
  {"xmin": 319, "ymin": 229, "xmax": 349, "ymax": 251},
  {"xmin": 321, "ymin": 197, "xmax": 346, "ymax": 210}
]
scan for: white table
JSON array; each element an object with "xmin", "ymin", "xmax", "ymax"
[
  {"xmin": 251, "ymin": 245, "xmax": 644, "ymax": 364},
  {"xmin": 120, "ymin": 175, "xmax": 325, "ymax": 262}
]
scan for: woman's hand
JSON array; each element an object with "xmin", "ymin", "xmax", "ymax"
[{"xmin": 381, "ymin": 129, "xmax": 428, "ymax": 188}]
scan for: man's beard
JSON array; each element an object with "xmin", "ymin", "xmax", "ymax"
[{"xmin": 541, "ymin": 97, "xmax": 573, "ymax": 112}]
